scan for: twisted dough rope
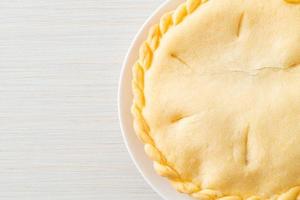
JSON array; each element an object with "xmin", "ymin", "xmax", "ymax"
[{"xmin": 131, "ymin": 0, "xmax": 300, "ymax": 199}]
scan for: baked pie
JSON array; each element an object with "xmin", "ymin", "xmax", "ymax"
[{"xmin": 131, "ymin": 0, "xmax": 300, "ymax": 199}]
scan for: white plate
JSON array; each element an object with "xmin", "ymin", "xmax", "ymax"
[{"xmin": 118, "ymin": 0, "xmax": 193, "ymax": 200}]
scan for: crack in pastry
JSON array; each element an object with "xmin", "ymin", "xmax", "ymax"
[
  {"xmin": 170, "ymin": 53, "xmax": 191, "ymax": 68},
  {"xmin": 236, "ymin": 12, "xmax": 245, "ymax": 37},
  {"xmin": 243, "ymin": 126, "xmax": 250, "ymax": 166},
  {"xmin": 207, "ymin": 65, "xmax": 300, "ymax": 77},
  {"xmin": 171, "ymin": 114, "xmax": 185, "ymax": 123},
  {"xmin": 288, "ymin": 63, "xmax": 300, "ymax": 68}
]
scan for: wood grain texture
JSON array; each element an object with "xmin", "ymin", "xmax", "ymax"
[{"xmin": 0, "ymin": 0, "xmax": 164, "ymax": 199}]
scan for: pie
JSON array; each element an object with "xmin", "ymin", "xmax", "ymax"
[{"xmin": 131, "ymin": 0, "xmax": 300, "ymax": 199}]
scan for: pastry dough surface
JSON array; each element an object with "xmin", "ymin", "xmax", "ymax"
[{"xmin": 142, "ymin": 0, "xmax": 300, "ymax": 198}]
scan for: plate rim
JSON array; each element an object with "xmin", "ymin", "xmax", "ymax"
[{"xmin": 117, "ymin": 0, "xmax": 191, "ymax": 200}]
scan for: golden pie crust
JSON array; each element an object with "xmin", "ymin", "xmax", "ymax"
[{"xmin": 131, "ymin": 0, "xmax": 300, "ymax": 199}]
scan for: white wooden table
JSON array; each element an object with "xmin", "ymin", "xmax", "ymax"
[{"xmin": 0, "ymin": 0, "xmax": 164, "ymax": 199}]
